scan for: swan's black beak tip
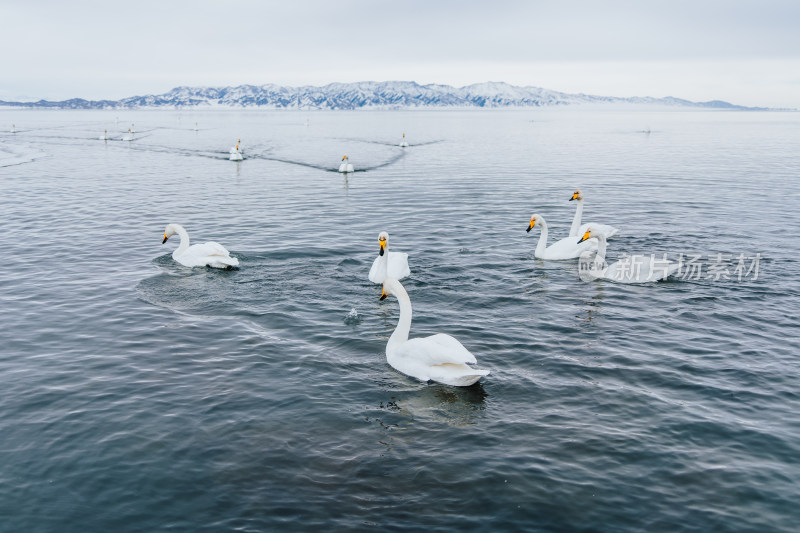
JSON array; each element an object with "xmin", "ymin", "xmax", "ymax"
[
  {"xmin": 526, "ymin": 226, "xmax": 532, "ymax": 233},
  {"xmin": 379, "ymin": 293, "xmax": 387, "ymax": 301},
  {"xmin": 161, "ymin": 235, "xmax": 168, "ymax": 244},
  {"xmin": 379, "ymin": 248, "xmax": 384, "ymax": 256}
]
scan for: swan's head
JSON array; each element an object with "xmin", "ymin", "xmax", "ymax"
[
  {"xmin": 526, "ymin": 214, "xmax": 543, "ymax": 233},
  {"xmin": 342, "ymin": 154, "xmax": 348, "ymax": 161},
  {"xmin": 577, "ymin": 226, "xmax": 599, "ymax": 244},
  {"xmin": 378, "ymin": 231, "xmax": 389, "ymax": 256},
  {"xmin": 570, "ymin": 189, "xmax": 584, "ymax": 201},
  {"xmin": 162, "ymin": 224, "xmax": 179, "ymax": 244}
]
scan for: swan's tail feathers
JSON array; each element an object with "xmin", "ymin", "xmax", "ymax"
[
  {"xmin": 450, "ymin": 368, "xmax": 490, "ymax": 387},
  {"xmin": 208, "ymin": 255, "xmax": 239, "ymax": 269},
  {"xmin": 432, "ymin": 365, "xmax": 490, "ymax": 387},
  {"xmin": 603, "ymin": 225, "xmax": 620, "ymax": 239}
]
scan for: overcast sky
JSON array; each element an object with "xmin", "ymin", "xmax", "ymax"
[{"xmin": 1, "ymin": 0, "xmax": 799, "ymax": 107}]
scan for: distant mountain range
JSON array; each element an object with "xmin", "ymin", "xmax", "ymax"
[{"xmin": 0, "ymin": 81, "xmax": 768, "ymax": 110}]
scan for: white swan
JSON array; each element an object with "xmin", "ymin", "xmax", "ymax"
[
  {"xmin": 577, "ymin": 226, "xmax": 678, "ymax": 283},
  {"xmin": 229, "ymin": 140, "xmax": 243, "ymax": 161},
  {"xmin": 123, "ymin": 128, "xmax": 134, "ymax": 141},
  {"xmin": 569, "ymin": 189, "xmax": 618, "ymax": 239},
  {"xmin": 10, "ymin": 123, "xmax": 15, "ymax": 134},
  {"xmin": 399, "ymin": 133, "xmax": 409, "ymax": 148},
  {"xmin": 99, "ymin": 129, "xmax": 108, "ymax": 141},
  {"xmin": 161, "ymin": 223, "xmax": 239, "ymax": 269},
  {"xmin": 380, "ymin": 277, "xmax": 489, "ymax": 386},
  {"xmin": 369, "ymin": 231, "xmax": 410, "ymax": 283},
  {"xmin": 526, "ymin": 213, "xmax": 597, "ymax": 260},
  {"xmin": 339, "ymin": 155, "xmax": 354, "ymax": 173}
]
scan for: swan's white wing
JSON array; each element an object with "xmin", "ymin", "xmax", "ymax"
[
  {"xmin": 368, "ymin": 256, "xmax": 383, "ymax": 283},
  {"xmin": 397, "ymin": 334, "xmax": 477, "ymax": 366},
  {"xmin": 578, "ymin": 222, "xmax": 619, "ymax": 239},
  {"xmin": 387, "ymin": 251, "xmax": 410, "ymax": 280},
  {"xmin": 540, "ymin": 235, "xmax": 597, "ymax": 260},
  {"xmin": 179, "ymin": 241, "xmax": 238, "ymax": 268},
  {"xmin": 369, "ymin": 251, "xmax": 410, "ymax": 283}
]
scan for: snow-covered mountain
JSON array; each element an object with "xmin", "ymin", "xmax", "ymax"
[{"xmin": 0, "ymin": 81, "xmax": 763, "ymax": 110}]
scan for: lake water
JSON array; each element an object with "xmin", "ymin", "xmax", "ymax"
[{"xmin": 1, "ymin": 108, "xmax": 799, "ymax": 532}]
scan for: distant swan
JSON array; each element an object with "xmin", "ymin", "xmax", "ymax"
[
  {"xmin": 577, "ymin": 226, "xmax": 678, "ymax": 283},
  {"xmin": 369, "ymin": 231, "xmax": 410, "ymax": 283},
  {"xmin": 99, "ymin": 129, "xmax": 108, "ymax": 141},
  {"xmin": 161, "ymin": 223, "xmax": 239, "ymax": 269},
  {"xmin": 10, "ymin": 123, "xmax": 15, "ymax": 134},
  {"xmin": 339, "ymin": 155, "xmax": 354, "ymax": 173},
  {"xmin": 123, "ymin": 128, "xmax": 134, "ymax": 141},
  {"xmin": 380, "ymin": 277, "xmax": 489, "ymax": 386},
  {"xmin": 399, "ymin": 133, "xmax": 409, "ymax": 147},
  {"xmin": 527, "ymin": 213, "xmax": 597, "ymax": 260},
  {"xmin": 569, "ymin": 189, "xmax": 618, "ymax": 239},
  {"xmin": 229, "ymin": 139, "xmax": 243, "ymax": 161}
]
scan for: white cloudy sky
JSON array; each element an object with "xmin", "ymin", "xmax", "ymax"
[{"xmin": 1, "ymin": 0, "xmax": 799, "ymax": 107}]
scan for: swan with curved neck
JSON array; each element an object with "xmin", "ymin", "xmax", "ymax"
[
  {"xmin": 577, "ymin": 226, "xmax": 678, "ymax": 283},
  {"xmin": 380, "ymin": 277, "xmax": 489, "ymax": 386},
  {"xmin": 339, "ymin": 155, "xmax": 354, "ymax": 173},
  {"xmin": 526, "ymin": 213, "xmax": 597, "ymax": 260},
  {"xmin": 161, "ymin": 223, "xmax": 239, "ymax": 269},
  {"xmin": 569, "ymin": 189, "xmax": 619, "ymax": 238},
  {"xmin": 369, "ymin": 231, "xmax": 410, "ymax": 283}
]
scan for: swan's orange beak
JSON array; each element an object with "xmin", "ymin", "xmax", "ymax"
[
  {"xmin": 526, "ymin": 219, "xmax": 535, "ymax": 233},
  {"xmin": 570, "ymin": 191, "xmax": 579, "ymax": 201},
  {"xmin": 162, "ymin": 233, "xmax": 168, "ymax": 244},
  {"xmin": 380, "ymin": 288, "xmax": 388, "ymax": 301},
  {"xmin": 342, "ymin": 155, "xmax": 347, "ymax": 161},
  {"xmin": 379, "ymin": 238, "xmax": 386, "ymax": 256},
  {"xmin": 578, "ymin": 230, "xmax": 591, "ymax": 244}
]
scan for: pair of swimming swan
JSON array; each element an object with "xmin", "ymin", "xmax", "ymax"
[
  {"xmin": 229, "ymin": 139, "xmax": 243, "ymax": 161},
  {"xmin": 526, "ymin": 190, "xmax": 677, "ymax": 283},
  {"xmin": 369, "ymin": 232, "xmax": 489, "ymax": 387},
  {"xmin": 526, "ymin": 189, "xmax": 619, "ymax": 260}
]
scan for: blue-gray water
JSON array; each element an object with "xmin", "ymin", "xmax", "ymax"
[{"xmin": 1, "ymin": 108, "xmax": 799, "ymax": 532}]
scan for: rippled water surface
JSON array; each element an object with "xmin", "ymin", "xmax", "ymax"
[{"xmin": 1, "ymin": 108, "xmax": 799, "ymax": 532}]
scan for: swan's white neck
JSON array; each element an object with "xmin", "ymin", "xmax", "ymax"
[
  {"xmin": 171, "ymin": 225, "xmax": 190, "ymax": 258},
  {"xmin": 377, "ymin": 245, "xmax": 389, "ymax": 278},
  {"xmin": 387, "ymin": 279, "xmax": 412, "ymax": 347},
  {"xmin": 593, "ymin": 233, "xmax": 607, "ymax": 264},
  {"xmin": 570, "ymin": 199, "xmax": 584, "ymax": 236},
  {"xmin": 535, "ymin": 218, "xmax": 548, "ymax": 257}
]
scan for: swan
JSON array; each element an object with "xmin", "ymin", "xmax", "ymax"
[
  {"xmin": 369, "ymin": 231, "xmax": 410, "ymax": 283},
  {"xmin": 380, "ymin": 277, "xmax": 489, "ymax": 386},
  {"xmin": 10, "ymin": 123, "xmax": 15, "ymax": 134},
  {"xmin": 339, "ymin": 155, "xmax": 354, "ymax": 173},
  {"xmin": 193, "ymin": 122, "xmax": 199, "ymax": 131},
  {"xmin": 229, "ymin": 140, "xmax": 243, "ymax": 161},
  {"xmin": 569, "ymin": 189, "xmax": 618, "ymax": 239},
  {"xmin": 399, "ymin": 133, "xmax": 409, "ymax": 147},
  {"xmin": 123, "ymin": 128, "xmax": 134, "ymax": 141},
  {"xmin": 161, "ymin": 223, "xmax": 239, "ymax": 269},
  {"xmin": 526, "ymin": 213, "xmax": 597, "ymax": 260},
  {"xmin": 577, "ymin": 226, "xmax": 678, "ymax": 283},
  {"xmin": 99, "ymin": 129, "xmax": 108, "ymax": 141}
]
